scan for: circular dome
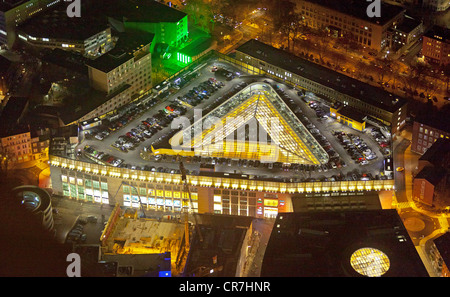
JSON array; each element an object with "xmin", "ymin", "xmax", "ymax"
[
  {"xmin": 20, "ymin": 191, "xmax": 42, "ymax": 212},
  {"xmin": 350, "ymin": 247, "xmax": 390, "ymax": 277}
]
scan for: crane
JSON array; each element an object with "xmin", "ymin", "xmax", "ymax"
[
  {"xmin": 179, "ymin": 161, "xmax": 203, "ymax": 247},
  {"xmin": 111, "ymin": 181, "xmax": 146, "ymax": 218}
]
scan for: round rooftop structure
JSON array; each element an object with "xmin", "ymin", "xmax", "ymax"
[
  {"xmin": 13, "ymin": 186, "xmax": 55, "ymax": 233},
  {"xmin": 350, "ymin": 247, "xmax": 390, "ymax": 277}
]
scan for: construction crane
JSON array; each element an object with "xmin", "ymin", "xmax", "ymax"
[
  {"xmin": 111, "ymin": 181, "xmax": 146, "ymax": 218},
  {"xmin": 179, "ymin": 161, "xmax": 203, "ymax": 248}
]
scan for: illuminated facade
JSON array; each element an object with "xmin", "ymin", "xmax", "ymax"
[
  {"xmin": 233, "ymin": 40, "xmax": 408, "ymax": 135},
  {"xmin": 422, "ymin": 25, "xmax": 450, "ymax": 65},
  {"xmin": 86, "ymin": 32, "xmax": 153, "ymax": 101},
  {"xmin": 107, "ymin": 0, "xmax": 189, "ymax": 50},
  {"xmin": 49, "ymin": 155, "xmax": 394, "ymax": 218},
  {"xmin": 0, "ymin": 0, "xmax": 61, "ymax": 47},
  {"xmin": 170, "ymin": 82, "xmax": 328, "ymax": 165}
]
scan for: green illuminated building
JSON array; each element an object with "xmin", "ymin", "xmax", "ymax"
[
  {"xmin": 176, "ymin": 36, "xmax": 214, "ymax": 65},
  {"xmin": 106, "ymin": 0, "xmax": 188, "ymax": 51}
]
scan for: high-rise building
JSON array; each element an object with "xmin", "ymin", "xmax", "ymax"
[
  {"xmin": 86, "ymin": 31, "xmax": 153, "ymax": 105},
  {"xmin": 17, "ymin": 2, "xmax": 113, "ymax": 58},
  {"xmin": 0, "ymin": 0, "xmax": 61, "ymax": 48},
  {"xmin": 105, "ymin": 0, "xmax": 188, "ymax": 51}
]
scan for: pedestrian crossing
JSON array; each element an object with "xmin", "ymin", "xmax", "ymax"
[{"xmin": 396, "ymin": 201, "xmax": 414, "ymax": 209}]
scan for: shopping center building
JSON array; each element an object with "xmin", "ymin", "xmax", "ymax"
[{"xmin": 49, "ymin": 70, "xmax": 395, "ymax": 219}]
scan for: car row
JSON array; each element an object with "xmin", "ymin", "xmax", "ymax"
[
  {"xmin": 308, "ymin": 101, "xmax": 328, "ymax": 120},
  {"xmin": 216, "ymin": 67, "xmax": 238, "ymax": 81},
  {"xmin": 295, "ymin": 111, "xmax": 346, "ymax": 170},
  {"xmin": 333, "ymin": 131, "xmax": 376, "ymax": 165},
  {"xmin": 370, "ymin": 127, "xmax": 391, "ymax": 149},
  {"xmin": 83, "ymin": 145, "xmax": 124, "ymax": 167},
  {"xmin": 177, "ymin": 77, "xmax": 224, "ymax": 107},
  {"xmin": 65, "ymin": 218, "xmax": 87, "ymax": 244}
]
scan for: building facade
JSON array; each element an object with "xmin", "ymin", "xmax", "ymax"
[
  {"xmin": 0, "ymin": 131, "xmax": 32, "ymax": 164},
  {"xmin": 422, "ymin": 25, "xmax": 450, "ymax": 65},
  {"xmin": 233, "ymin": 39, "xmax": 407, "ymax": 135},
  {"xmin": 0, "ymin": 0, "xmax": 61, "ymax": 47},
  {"xmin": 86, "ymin": 33, "xmax": 152, "ymax": 98},
  {"xmin": 295, "ymin": 0, "xmax": 405, "ymax": 51},
  {"xmin": 85, "ymin": 33, "xmax": 153, "ymax": 121},
  {"xmin": 18, "ymin": 25, "xmax": 112, "ymax": 59},
  {"xmin": 49, "ymin": 155, "xmax": 394, "ymax": 219},
  {"xmin": 411, "ymin": 114, "xmax": 450, "ymax": 155}
]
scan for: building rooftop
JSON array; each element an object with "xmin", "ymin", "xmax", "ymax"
[
  {"xmin": 415, "ymin": 109, "xmax": 450, "ymax": 134},
  {"xmin": 104, "ymin": 0, "xmax": 187, "ymax": 23},
  {"xmin": 236, "ymin": 39, "xmax": 407, "ymax": 113},
  {"xmin": 18, "ymin": 2, "xmax": 110, "ymax": 41},
  {"xmin": 179, "ymin": 37, "xmax": 213, "ymax": 57},
  {"xmin": 338, "ymin": 105, "xmax": 366, "ymax": 123},
  {"xmin": 184, "ymin": 214, "xmax": 253, "ymax": 277},
  {"xmin": 301, "ymin": 0, "xmax": 405, "ymax": 26},
  {"xmin": 0, "ymin": 0, "xmax": 28, "ymax": 12},
  {"xmin": 424, "ymin": 25, "xmax": 450, "ymax": 42},
  {"xmin": 415, "ymin": 166, "xmax": 447, "ymax": 186},
  {"xmin": 85, "ymin": 31, "xmax": 154, "ymax": 73},
  {"xmin": 395, "ymin": 15, "xmax": 422, "ymax": 33},
  {"xmin": 0, "ymin": 96, "xmax": 29, "ymax": 137},
  {"xmin": 261, "ymin": 209, "xmax": 428, "ymax": 277},
  {"xmin": 419, "ymin": 138, "xmax": 450, "ymax": 169}
]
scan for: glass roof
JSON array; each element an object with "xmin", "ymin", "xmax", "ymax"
[{"xmin": 173, "ymin": 82, "xmax": 329, "ymax": 164}]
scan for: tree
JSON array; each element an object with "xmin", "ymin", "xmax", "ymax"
[{"xmin": 279, "ymin": 12, "xmax": 302, "ymax": 52}]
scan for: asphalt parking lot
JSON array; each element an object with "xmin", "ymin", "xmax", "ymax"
[{"xmin": 75, "ymin": 57, "xmax": 391, "ymax": 183}]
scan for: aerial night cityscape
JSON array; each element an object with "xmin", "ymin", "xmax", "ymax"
[{"xmin": 0, "ymin": 0, "xmax": 449, "ymax": 286}]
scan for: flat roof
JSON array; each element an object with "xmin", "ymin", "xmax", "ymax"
[
  {"xmin": 415, "ymin": 109, "xmax": 450, "ymax": 133},
  {"xmin": 415, "ymin": 166, "xmax": 446, "ymax": 186},
  {"xmin": 301, "ymin": 0, "xmax": 405, "ymax": 26},
  {"xmin": 419, "ymin": 138, "xmax": 450, "ymax": 167},
  {"xmin": 105, "ymin": 0, "xmax": 187, "ymax": 23},
  {"xmin": 338, "ymin": 106, "xmax": 366, "ymax": 123},
  {"xmin": 0, "ymin": 96, "xmax": 29, "ymax": 137},
  {"xmin": 395, "ymin": 16, "xmax": 422, "ymax": 33},
  {"xmin": 424, "ymin": 25, "xmax": 449, "ymax": 42},
  {"xmin": 236, "ymin": 39, "xmax": 407, "ymax": 113},
  {"xmin": 18, "ymin": 2, "xmax": 110, "ymax": 41},
  {"xmin": 85, "ymin": 31, "xmax": 154, "ymax": 73},
  {"xmin": 261, "ymin": 209, "xmax": 429, "ymax": 277},
  {"xmin": 179, "ymin": 37, "xmax": 213, "ymax": 57},
  {"xmin": 184, "ymin": 214, "xmax": 253, "ymax": 277}
]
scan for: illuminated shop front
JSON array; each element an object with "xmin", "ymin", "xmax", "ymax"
[{"xmin": 50, "ymin": 155, "xmax": 394, "ymax": 219}]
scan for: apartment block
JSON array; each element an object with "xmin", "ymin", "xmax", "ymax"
[
  {"xmin": 86, "ymin": 31, "xmax": 153, "ymax": 107},
  {"xmin": 296, "ymin": 0, "xmax": 405, "ymax": 51},
  {"xmin": 422, "ymin": 25, "xmax": 450, "ymax": 65},
  {"xmin": 411, "ymin": 111, "xmax": 450, "ymax": 155}
]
